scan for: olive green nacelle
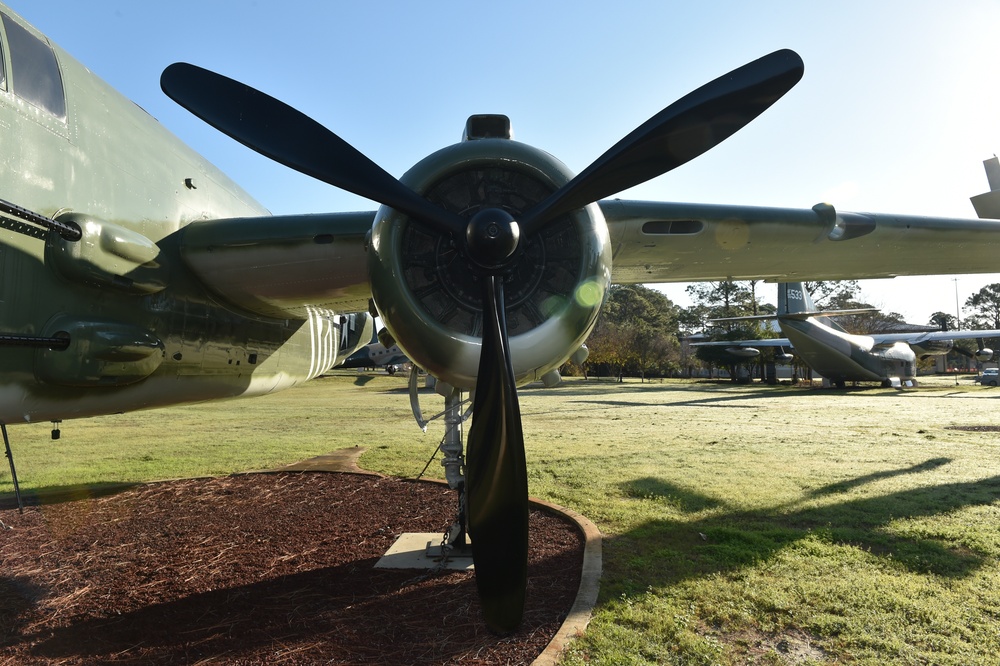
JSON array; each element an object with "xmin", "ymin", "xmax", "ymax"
[
  {"xmin": 368, "ymin": 138, "xmax": 611, "ymax": 390},
  {"xmin": 0, "ymin": 5, "xmax": 372, "ymax": 424}
]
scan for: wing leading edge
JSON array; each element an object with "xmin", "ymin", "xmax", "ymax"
[{"xmin": 180, "ymin": 211, "xmax": 375, "ymax": 319}]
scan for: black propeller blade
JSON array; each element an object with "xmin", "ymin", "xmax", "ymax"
[
  {"xmin": 520, "ymin": 49, "xmax": 804, "ymax": 235},
  {"xmin": 160, "ymin": 63, "xmax": 465, "ymax": 237},
  {"xmin": 465, "ymin": 274, "xmax": 529, "ymax": 634},
  {"xmin": 953, "ymin": 346, "xmax": 975, "ymax": 359},
  {"xmin": 160, "ymin": 49, "xmax": 804, "ymax": 634}
]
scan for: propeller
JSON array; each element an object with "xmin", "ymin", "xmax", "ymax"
[
  {"xmin": 161, "ymin": 48, "xmax": 803, "ymax": 633},
  {"xmin": 159, "ymin": 63, "xmax": 466, "ymax": 238},
  {"xmin": 520, "ymin": 49, "xmax": 804, "ymax": 234},
  {"xmin": 465, "ymin": 273, "xmax": 528, "ymax": 632},
  {"xmin": 952, "ymin": 344, "xmax": 994, "ymax": 362}
]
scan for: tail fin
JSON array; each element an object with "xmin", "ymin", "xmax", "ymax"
[
  {"xmin": 711, "ymin": 282, "xmax": 874, "ymax": 327},
  {"xmin": 777, "ymin": 283, "xmax": 814, "ymax": 315},
  {"xmin": 970, "ymin": 156, "xmax": 1000, "ymax": 219},
  {"xmin": 777, "ymin": 282, "xmax": 857, "ymax": 332}
]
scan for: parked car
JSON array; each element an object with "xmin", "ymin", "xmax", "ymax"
[{"xmin": 977, "ymin": 368, "xmax": 1000, "ymax": 386}]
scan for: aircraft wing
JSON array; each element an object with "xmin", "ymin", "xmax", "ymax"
[
  {"xmin": 870, "ymin": 329, "xmax": 1000, "ymax": 345},
  {"xmin": 603, "ymin": 200, "xmax": 1000, "ymax": 284},
  {"xmin": 180, "ymin": 211, "xmax": 376, "ymax": 319},
  {"xmin": 177, "ymin": 199, "xmax": 1000, "ymax": 323},
  {"xmin": 691, "ymin": 338, "xmax": 791, "ymax": 348}
]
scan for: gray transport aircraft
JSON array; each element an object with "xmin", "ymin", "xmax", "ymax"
[
  {"xmin": 11, "ymin": 3, "xmax": 1000, "ymax": 630},
  {"xmin": 342, "ymin": 339, "xmax": 410, "ymax": 375},
  {"xmin": 694, "ymin": 282, "xmax": 1000, "ymax": 388}
]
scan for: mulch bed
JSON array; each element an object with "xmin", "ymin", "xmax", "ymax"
[{"xmin": 0, "ymin": 472, "xmax": 584, "ymax": 664}]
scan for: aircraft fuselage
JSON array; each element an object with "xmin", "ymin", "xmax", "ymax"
[
  {"xmin": 779, "ymin": 318, "xmax": 916, "ymax": 384},
  {"xmin": 0, "ymin": 6, "xmax": 370, "ymax": 424}
]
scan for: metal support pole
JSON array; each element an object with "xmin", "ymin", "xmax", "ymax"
[{"xmin": 2, "ymin": 424, "xmax": 23, "ymax": 514}]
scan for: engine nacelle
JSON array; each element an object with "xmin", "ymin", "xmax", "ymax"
[
  {"xmin": 726, "ymin": 346, "xmax": 761, "ymax": 358},
  {"xmin": 368, "ymin": 138, "xmax": 611, "ymax": 390},
  {"xmin": 976, "ymin": 347, "xmax": 994, "ymax": 362},
  {"xmin": 910, "ymin": 339, "xmax": 953, "ymax": 357}
]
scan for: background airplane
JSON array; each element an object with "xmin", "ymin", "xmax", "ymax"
[
  {"xmin": 693, "ymin": 283, "xmax": 1000, "ymax": 387},
  {"xmin": 341, "ymin": 338, "xmax": 410, "ymax": 375},
  {"xmin": 10, "ymin": 4, "xmax": 1000, "ymax": 632}
]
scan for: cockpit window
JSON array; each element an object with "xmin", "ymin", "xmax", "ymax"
[{"xmin": 1, "ymin": 13, "xmax": 65, "ymax": 118}]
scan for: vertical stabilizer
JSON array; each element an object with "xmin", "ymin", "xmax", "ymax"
[
  {"xmin": 777, "ymin": 282, "xmax": 813, "ymax": 315},
  {"xmin": 985, "ymin": 156, "xmax": 1000, "ymax": 191},
  {"xmin": 970, "ymin": 156, "xmax": 1000, "ymax": 219},
  {"xmin": 777, "ymin": 282, "xmax": 847, "ymax": 331}
]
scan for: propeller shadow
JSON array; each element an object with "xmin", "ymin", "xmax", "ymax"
[
  {"xmin": 620, "ymin": 477, "xmax": 725, "ymax": 513},
  {"xmin": 566, "ymin": 388, "xmax": 809, "ymax": 411},
  {"xmin": 604, "ymin": 465, "xmax": 1000, "ymax": 600},
  {"xmin": 806, "ymin": 457, "xmax": 953, "ymax": 498}
]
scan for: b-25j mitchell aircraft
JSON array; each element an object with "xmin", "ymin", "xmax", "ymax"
[
  {"xmin": 9, "ymin": 3, "xmax": 1000, "ymax": 632},
  {"xmin": 693, "ymin": 282, "xmax": 1000, "ymax": 388}
]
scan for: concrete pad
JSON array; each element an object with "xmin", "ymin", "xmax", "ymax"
[
  {"xmin": 271, "ymin": 447, "xmax": 375, "ymax": 474},
  {"xmin": 375, "ymin": 532, "xmax": 474, "ymax": 571}
]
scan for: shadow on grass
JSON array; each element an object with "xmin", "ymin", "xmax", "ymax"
[
  {"xmin": 0, "ymin": 482, "xmax": 139, "ymax": 510},
  {"xmin": 606, "ymin": 460, "xmax": 1000, "ymax": 599},
  {"xmin": 567, "ymin": 388, "xmax": 808, "ymax": 411},
  {"xmin": 621, "ymin": 477, "xmax": 725, "ymax": 513},
  {"xmin": 807, "ymin": 457, "xmax": 952, "ymax": 497}
]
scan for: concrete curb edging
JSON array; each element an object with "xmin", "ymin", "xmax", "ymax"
[{"xmin": 527, "ymin": 498, "xmax": 602, "ymax": 666}]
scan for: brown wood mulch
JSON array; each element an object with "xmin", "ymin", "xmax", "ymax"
[{"xmin": 0, "ymin": 472, "xmax": 584, "ymax": 664}]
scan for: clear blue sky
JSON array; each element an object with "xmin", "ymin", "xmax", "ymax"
[{"xmin": 12, "ymin": 1, "xmax": 1000, "ymax": 324}]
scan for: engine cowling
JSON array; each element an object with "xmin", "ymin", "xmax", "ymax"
[
  {"xmin": 976, "ymin": 347, "xmax": 994, "ymax": 362},
  {"xmin": 368, "ymin": 138, "xmax": 611, "ymax": 390},
  {"xmin": 726, "ymin": 346, "xmax": 761, "ymax": 358}
]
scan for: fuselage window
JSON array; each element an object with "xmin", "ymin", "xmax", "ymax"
[{"xmin": 1, "ymin": 13, "xmax": 65, "ymax": 118}]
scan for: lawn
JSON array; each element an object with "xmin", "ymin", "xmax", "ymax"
[{"xmin": 3, "ymin": 372, "xmax": 1000, "ymax": 664}]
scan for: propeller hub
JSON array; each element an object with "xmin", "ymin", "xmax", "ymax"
[{"xmin": 466, "ymin": 208, "xmax": 520, "ymax": 270}]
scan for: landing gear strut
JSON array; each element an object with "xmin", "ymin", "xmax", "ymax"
[{"xmin": 409, "ymin": 368, "xmax": 473, "ymax": 554}]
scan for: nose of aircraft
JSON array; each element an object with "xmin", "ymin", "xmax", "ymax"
[{"xmin": 159, "ymin": 48, "xmax": 804, "ymax": 633}]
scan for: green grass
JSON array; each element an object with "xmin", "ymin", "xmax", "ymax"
[{"xmin": 4, "ymin": 372, "xmax": 1000, "ymax": 664}]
